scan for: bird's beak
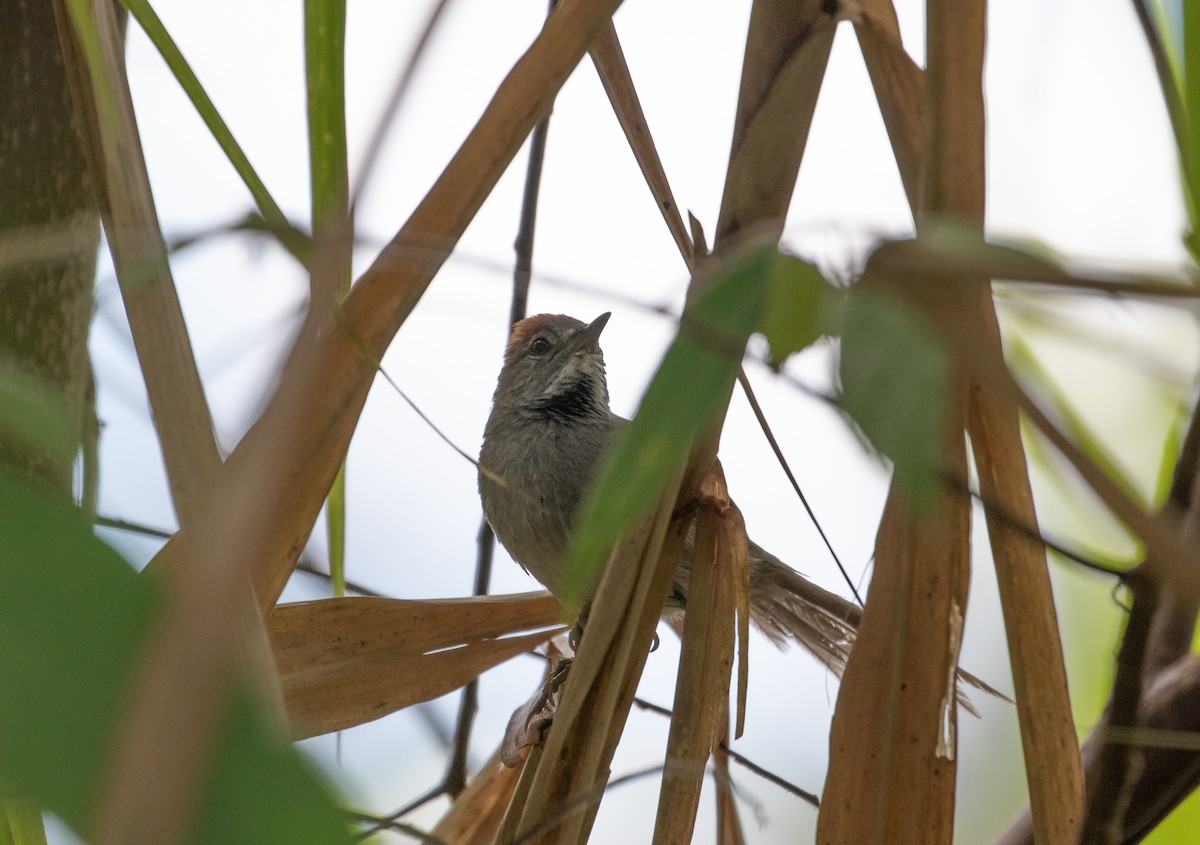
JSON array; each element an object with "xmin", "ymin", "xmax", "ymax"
[{"xmin": 569, "ymin": 312, "xmax": 611, "ymax": 355}]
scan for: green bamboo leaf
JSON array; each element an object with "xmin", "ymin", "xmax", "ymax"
[
  {"xmin": 759, "ymin": 252, "xmax": 840, "ymax": 369},
  {"xmin": 0, "ymin": 473, "xmax": 352, "ymax": 844},
  {"xmin": 61, "ymin": 0, "xmax": 121, "ymax": 133},
  {"xmin": 117, "ymin": 0, "xmax": 309, "ymax": 266},
  {"xmin": 563, "ymin": 245, "xmax": 775, "ymax": 604},
  {"xmin": 1007, "ymin": 335, "xmax": 1146, "ymax": 507},
  {"xmin": 0, "ymin": 359, "xmax": 79, "ymax": 474},
  {"xmin": 1152, "ymin": 392, "xmax": 1190, "ymax": 508},
  {"xmin": 837, "ymin": 288, "xmax": 949, "ymax": 503},
  {"xmin": 328, "ymin": 466, "xmax": 347, "ymax": 597},
  {"xmin": 305, "ymin": 0, "xmax": 350, "ymax": 261},
  {"xmin": 305, "ymin": 0, "xmax": 351, "ymax": 597},
  {"xmin": 0, "ymin": 798, "xmax": 47, "ymax": 845}
]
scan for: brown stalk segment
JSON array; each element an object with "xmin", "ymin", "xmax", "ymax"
[
  {"xmin": 856, "ymin": 0, "xmax": 1084, "ymax": 839},
  {"xmin": 511, "ymin": 488, "xmax": 689, "ymax": 845},
  {"xmin": 431, "ymin": 748, "xmax": 529, "ymax": 845},
  {"xmin": 691, "ymin": 0, "xmax": 836, "ymax": 497},
  {"xmin": 714, "ymin": 1, "xmax": 835, "ymax": 245},
  {"xmin": 819, "ymin": 0, "xmax": 988, "ymax": 838},
  {"xmin": 652, "ymin": 478, "xmax": 737, "ymax": 845},
  {"xmin": 496, "ymin": 744, "xmax": 545, "ymax": 845},
  {"xmin": 818, "ymin": 435, "xmax": 970, "ymax": 844},
  {"xmin": 851, "ymin": 2, "xmax": 924, "ymax": 211},
  {"xmin": 966, "ymin": 301, "xmax": 1084, "ymax": 843},
  {"xmin": 589, "ymin": 21, "xmax": 692, "ymax": 267},
  {"xmin": 589, "ymin": 24, "xmax": 767, "ymax": 719},
  {"xmin": 270, "ymin": 594, "xmax": 564, "ymax": 738},
  {"xmin": 729, "ymin": 498, "xmax": 751, "ymax": 739},
  {"xmin": 93, "ymin": 4, "xmax": 630, "ymax": 844},
  {"xmin": 53, "ymin": 0, "xmax": 220, "ymax": 527},
  {"xmin": 713, "ymin": 729, "xmax": 747, "ymax": 845}
]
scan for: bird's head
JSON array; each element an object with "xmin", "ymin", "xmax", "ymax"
[{"xmin": 492, "ymin": 312, "xmax": 612, "ymax": 421}]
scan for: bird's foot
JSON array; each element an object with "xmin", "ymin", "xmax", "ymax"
[{"xmin": 501, "ymin": 646, "xmax": 574, "ymax": 767}]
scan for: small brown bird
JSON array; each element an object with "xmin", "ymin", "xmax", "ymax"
[{"xmin": 479, "ymin": 312, "xmax": 861, "ymax": 674}]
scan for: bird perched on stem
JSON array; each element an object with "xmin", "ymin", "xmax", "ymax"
[{"xmin": 479, "ymin": 312, "xmax": 862, "ymax": 674}]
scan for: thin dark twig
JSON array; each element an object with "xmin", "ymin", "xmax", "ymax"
[
  {"xmin": 444, "ymin": 0, "xmax": 558, "ymax": 803},
  {"xmin": 356, "ymin": 778, "xmax": 450, "ymax": 841},
  {"xmin": 737, "ymin": 368, "xmax": 863, "ymax": 605},
  {"xmin": 504, "ymin": 765, "xmax": 667, "ymax": 845},
  {"xmin": 722, "ymin": 745, "xmax": 819, "ymax": 807},
  {"xmin": 439, "ymin": 519, "xmax": 492, "ymax": 797},
  {"xmin": 628, "ymin": 695, "xmax": 819, "ymax": 806},
  {"xmin": 294, "ymin": 558, "xmax": 384, "ymax": 598},
  {"xmin": 164, "ymin": 211, "xmax": 682, "ymax": 321},
  {"xmin": 516, "ymin": 656, "xmax": 819, "ymax": 808},
  {"xmin": 508, "ymin": 76, "xmax": 552, "ymax": 327},
  {"xmin": 938, "ymin": 473, "xmax": 1129, "ymax": 578},
  {"xmin": 1131, "ymin": 0, "xmax": 1190, "ymax": 181},
  {"xmin": 95, "ymin": 514, "xmax": 174, "ymax": 540},
  {"xmin": 1078, "ymin": 397, "xmax": 1200, "ymax": 843},
  {"xmin": 1080, "ymin": 573, "xmax": 1159, "ymax": 845},
  {"xmin": 1147, "ymin": 397, "xmax": 1200, "ymax": 672},
  {"xmin": 373, "ymin": 363, "xmax": 492, "ymax": 475},
  {"xmin": 348, "ymin": 807, "xmax": 455, "ymax": 845}
]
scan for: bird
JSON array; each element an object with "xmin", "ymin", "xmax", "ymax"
[{"xmin": 478, "ymin": 311, "xmax": 862, "ymax": 675}]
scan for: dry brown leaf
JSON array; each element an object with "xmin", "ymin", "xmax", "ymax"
[
  {"xmin": 589, "ymin": 21, "xmax": 693, "ymax": 267},
  {"xmin": 652, "ymin": 469, "xmax": 738, "ymax": 845},
  {"xmin": 270, "ymin": 593, "xmax": 564, "ymax": 739},
  {"xmin": 432, "ymin": 748, "xmax": 529, "ymax": 845}
]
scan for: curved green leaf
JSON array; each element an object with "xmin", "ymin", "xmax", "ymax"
[
  {"xmin": 0, "ymin": 473, "xmax": 352, "ymax": 844},
  {"xmin": 563, "ymin": 245, "xmax": 775, "ymax": 604},
  {"xmin": 837, "ymin": 288, "xmax": 949, "ymax": 503},
  {"xmin": 759, "ymin": 252, "xmax": 840, "ymax": 369}
]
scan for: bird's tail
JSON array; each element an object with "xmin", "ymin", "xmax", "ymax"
[{"xmin": 746, "ymin": 542, "xmax": 861, "ymax": 676}]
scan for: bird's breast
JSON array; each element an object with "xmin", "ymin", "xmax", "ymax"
[{"xmin": 479, "ymin": 416, "xmax": 611, "ymax": 599}]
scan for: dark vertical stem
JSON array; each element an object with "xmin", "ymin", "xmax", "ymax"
[
  {"xmin": 0, "ymin": 0, "xmax": 100, "ymax": 496},
  {"xmin": 1147, "ymin": 403, "xmax": 1200, "ymax": 673},
  {"xmin": 508, "ymin": 95, "xmax": 551, "ymax": 327},
  {"xmin": 1130, "ymin": 0, "xmax": 1189, "ymax": 187},
  {"xmin": 1080, "ymin": 573, "xmax": 1158, "ymax": 845},
  {"xmin": 445, "ymin": 0, "xmax": 557, "ymax": 799}
]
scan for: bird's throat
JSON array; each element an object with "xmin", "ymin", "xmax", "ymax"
[{"xmin": 532, "ymin": 378, "xmax": 600, "ymax": 422}]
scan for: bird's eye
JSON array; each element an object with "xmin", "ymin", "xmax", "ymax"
[{"xmin": 529, "ymin": 336, "xmax": 552, "ymax": 355}]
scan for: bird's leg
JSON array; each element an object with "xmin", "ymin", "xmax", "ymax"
[
  {"xmin": 500, "ymin": 641, "xmax": 574, "ymax": 766},
  {"xmin": 568, "ymin": 603, "xmax": 590, "ymax": 652}
]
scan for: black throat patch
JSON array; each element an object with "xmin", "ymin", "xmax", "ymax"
[{"xmin": 532, "ymin": 378, "xmax": 598, "ymax": 422}]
